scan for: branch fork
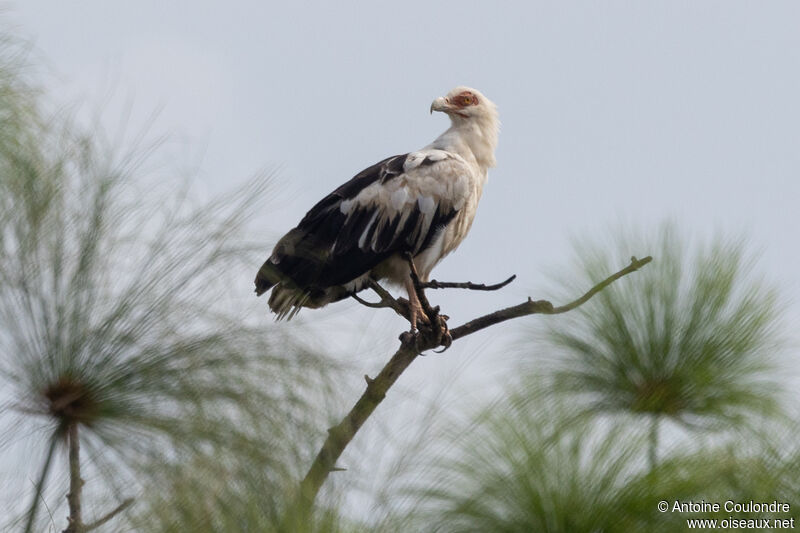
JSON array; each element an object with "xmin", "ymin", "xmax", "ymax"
[
  {"xmin": 352, "ymin": 253, "xmax": 515, "ymax": 352},
  {"xmin": 304, "ymin": 255, "xmax": 653, "ymax": 512},
  {"xmin": 57, "ymin": 422, "xmax": 133, "ymax": 533}
]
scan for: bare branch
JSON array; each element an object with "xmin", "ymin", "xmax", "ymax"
[
  {"xmin": 552, "ymin": 256, "xmax": 652, "ymax": 313},
  {"xmin": 23, "ymin": 432, "xmax": 59, "ymax": 533},
  {"xmin": 84, "ymin": 498, "xmax": 134, "ymax": 532},
  {"xmin": 450, "ymin": 256, "xmax": 653, "ymax": 340},
  {"xmin": 299, "ymin": 335, "xmax": 419, "ymax": 509},
  {"xmin": 350, "ymin": 279, "xmax": 411, "ymax": 320},
  {"xmin": 367, "ymin": 279, "xmax": 405, "ymax": 314},
  {"xmin": 421, "ymin": 274, "xmax": 517, "ymax": 291},
  {"xmin": 350, "ymin": 293, "xmax": 387, "ymax": 309},
  {"xmin": 63, "ymin": 423, "xmax": 83, "ymax": 533},
  {"xmin": 298, "ymin": 255, "xmax": 652, "ymax": 508}
]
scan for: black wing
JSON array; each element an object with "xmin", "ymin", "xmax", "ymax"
[{"xmin": 254, "ymin": 152, "xmax": 460, "ymax": 295}]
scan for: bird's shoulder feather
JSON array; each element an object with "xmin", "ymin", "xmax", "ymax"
[{"xmin": 257, "ymin": 150, "xmax": 471, "ymax": 292}]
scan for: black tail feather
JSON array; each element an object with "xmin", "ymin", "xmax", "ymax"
[{"xmin": 254, "ymin": 261, "xmax": 281, "ymax": 296}]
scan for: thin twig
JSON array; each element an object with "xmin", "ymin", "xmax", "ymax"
[
  {"xmin": 350, "ymin": 293, "xmax": 386, "ymax": 309},
  {"xmin": 297, "ymin": 254, "xmax": 652, "ymax": 508},
  {"xmin": 84, "ymin": 498, "xmax": 134, "ymax": 532},
  {"xmin": 23, "ymin": 431, "xmax": 60, "ymax": 533},
  {"xmin": 366, "ymin": 279, "xmax": 403, "ymax": 310},
  {"xmin": 449, "ymin": 256, "xmax": 653, "ymax": 340},
  {"xmin": 552, "ymin": 256, "xmax": 652, "ymax": 313},
  {"xmin": 421, "ymin": 274, "xmax": 516, "ymax": 291},
  {"xmin": 63, "ymin": 422, "xmax": 83, "ymax": 533},
  {"xmin": 351, "ymin": 280, "xmax": 412, "ymax": 320}
]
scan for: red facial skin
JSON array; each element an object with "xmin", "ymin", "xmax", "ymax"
[{"xmin": 448, "ymin": 91, "xmax": 479, "ymax": 117}]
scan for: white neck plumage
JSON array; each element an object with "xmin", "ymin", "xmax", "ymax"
[{"xmin": 430, "ymin": 114, "xmax": 499, "ymax": 172}]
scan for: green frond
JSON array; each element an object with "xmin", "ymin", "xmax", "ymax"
[
  {"xmin": 389, "ymin": 379, "xmax": 800, "ymax": 532},
  {"xmin": 396, "ymin": 383, "xmax": 652, "ymax": 533},
  {"xmin": 0, "ymin": 29, "xmax": 342, "ymax": 530},
  {"xmin": 535, "ymin": 224, "xmax": 784, "ymax": 429},
  {"xmin": 130, "ymin": 453, "xmax": 368, "ymax": 533}
]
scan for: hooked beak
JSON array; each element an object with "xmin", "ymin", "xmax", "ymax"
[{"xmin": 430, "ymin": 96, "xmax": 450, "ymax": 114}]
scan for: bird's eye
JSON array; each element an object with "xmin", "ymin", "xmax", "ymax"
[{"xmin": 455, "ymin": 93, "xmax": 477, "ymax": 107}]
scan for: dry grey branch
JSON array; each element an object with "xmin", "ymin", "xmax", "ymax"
[
  {"xmin": 64, "ymin": 423, "xmax": 83, "ymax": 533},
  {"xmin": 420, "ymin": 274, "xmax": 517, "ymax": 291},
  {"xmin": 450, "ymin": 256, "xmax": 653, "ymax": 340},
  {"xmin": 351, "ymin": 279, "xmax": 411, "ymax": 320},
  {"xmin": 298, "ymin": 255, "xmax": 652, "ymax": 508},
  {"xmin": 84, "ymin": 498, "xmax": 134, "ymax": 532}
]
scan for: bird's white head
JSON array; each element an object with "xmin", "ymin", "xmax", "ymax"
[
  {"xmin": 430, "ymin": 86, "xmax": 499, "ymax": 169},
  {"xmin": 430, "ymin": 87, "xmax": 496, "ymax": 120}
]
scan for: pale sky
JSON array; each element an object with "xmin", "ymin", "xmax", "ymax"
[{"xmin": 9, "ymin": 0, "xmax": 800, "ymax": 517}]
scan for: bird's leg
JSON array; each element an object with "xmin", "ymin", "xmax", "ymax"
[
  {"xmin": 405, "ymin": 277, "xmax": 429, "ymax": 333},
  {"xmin": 403, "ymin": 254, "xmax": 451, "ymax": 350}
]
